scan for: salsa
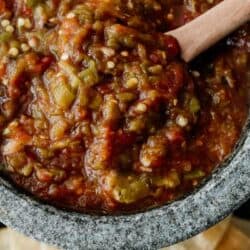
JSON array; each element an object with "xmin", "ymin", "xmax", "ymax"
[{"xmin": 0, "ymin": 0, "xmax": 249, "ymax": 214}]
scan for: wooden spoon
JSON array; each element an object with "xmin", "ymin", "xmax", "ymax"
[{"xmin": 167, "ymin": 0, "xmax": 250, "ymax": 62}]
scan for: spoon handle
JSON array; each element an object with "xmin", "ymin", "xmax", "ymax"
[{"xmin": 167, "ymin": 0, "xmax": 250, "ymax": 62}]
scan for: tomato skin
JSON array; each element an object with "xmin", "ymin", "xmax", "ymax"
[
  {"xmin": 0, "ymin": 64, "xmax": 6, "ymax": 78},
  {"xmin": 149, "ymin": 53, "xmax": 160, "ymax": 64},
  {"xmin": 165, "ymin": 126, "xmax": 184, "ymax": 144},
  {"xmin": 0, "ymin": 1, "xmax": 7, "ymax": 14},
  {"xmin": 115, "ymin": 131, "xmax": 136, "ymax": 146},
  {"xmin": 33, "ymin": 56, "xmax": 54, "ymax": 74},
  {"xmin": 22, "ymin": 5, "xmax": 32, "ymax": 16},
  {"xmin": 7, "ymin": 54, "xmax": 53, "ymax": 98},
  {"xmin": 156, "ymin": 63, "xmax": 185, "ymax": 100},
  {"xmin": 164, "ymin": 36, "xmax": 181, "ymax": 59}
]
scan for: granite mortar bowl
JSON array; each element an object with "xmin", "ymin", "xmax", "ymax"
[
  {"xmin": 0, "ymin": 110, "xmax": 249, "ymax": 250},
  {"xmin": 0, "ymin": 7, "xmax": 250, "ymax": 250}
]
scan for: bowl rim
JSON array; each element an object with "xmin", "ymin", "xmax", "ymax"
[{"xmin": 0, "ymin": 116, "xmax": 250, "ymax": 250}]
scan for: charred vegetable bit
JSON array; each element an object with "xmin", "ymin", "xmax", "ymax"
[{"xmin": 0, "ymin": 0, "xmax": 248, "ymax": 214}]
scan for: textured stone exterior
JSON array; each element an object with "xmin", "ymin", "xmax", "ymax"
[{"xmin": 0, "ymin": 118, "xmax": 249, "ymax": 250}]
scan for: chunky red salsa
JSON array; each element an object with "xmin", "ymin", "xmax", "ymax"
[{"xmin": 0, "ymin": 0, "xmax": 249, "ymax": 214}]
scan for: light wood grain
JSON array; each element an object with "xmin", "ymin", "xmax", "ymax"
[
  {"xmin": 167, "ymin": 0, "xmax": 250, "ymax": 62},
  {"xmin": 216, "ymin": 225, "xmax": 250, "ymax": 250},
  {"xmin": 163, "ymin": 217, "xmax": 231, "ymax": 250},
  {"xmin": 0, "ymin": 228, "xmax": 59, "ymax": 250}
]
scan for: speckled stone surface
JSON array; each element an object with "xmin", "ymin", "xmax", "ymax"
[{"xmin": 0, "ymin": 117, "xmax": 250, "ymax": 250}]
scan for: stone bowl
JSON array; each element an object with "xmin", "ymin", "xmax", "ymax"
[{"xmin": 0, "ymin": 113, "xmax": 249, "ymax": 250}]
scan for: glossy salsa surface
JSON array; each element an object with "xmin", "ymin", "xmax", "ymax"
[{"xmin": 0, "ymin": 0, "xmax": 249, "ymax": 214}]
